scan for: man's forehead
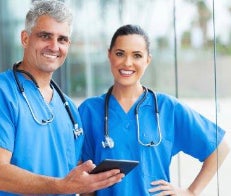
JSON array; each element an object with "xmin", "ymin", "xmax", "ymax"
[{"xmin": 33, "ymin": 16, "xmax": 71, "ymax": 36}]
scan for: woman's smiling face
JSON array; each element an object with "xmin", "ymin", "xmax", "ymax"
[{"xmin": 108, "ymin": 34, "xmax": 151, "ymax": 87}]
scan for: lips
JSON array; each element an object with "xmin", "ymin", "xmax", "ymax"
[{"xmin": 119, "ymin": 69, "xmax": 135, "ymax": 76}]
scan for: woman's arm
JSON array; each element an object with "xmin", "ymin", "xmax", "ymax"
[
  {"xmin": 148, "ymin": 135, "xmax": 230, "ymax": 195},
  {"xmin": 188, "ymin": 136, "xmax": 230, "ymax": 195}
]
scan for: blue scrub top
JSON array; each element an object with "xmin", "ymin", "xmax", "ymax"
[
  {"xmin": 79, "ymin": 90, "xmax": 225, "ymax": 196},
  {"xmin": 0, "ymin": 70, "xmax": 84, "ymax": 196}
]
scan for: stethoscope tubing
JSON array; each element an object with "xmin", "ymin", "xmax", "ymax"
[
  {"xmin": 12, "ymin": 61, "xmax": 83, "ymax": 138},
  {"xmin": 103, "ymin": 86, "xmax": 162, "ymax": 148}
]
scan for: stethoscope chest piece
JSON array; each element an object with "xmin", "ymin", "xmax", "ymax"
[
  {"xmin": 102, "ymin": 136, "xmax": 114, "ymax": 148},
  {"xmin": 73, "ymin": 123, "xmax": 83, "ymax": 139}
]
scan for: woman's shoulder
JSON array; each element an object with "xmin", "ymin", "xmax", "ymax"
[
  {"xmin": 79, "ymin": 93, "xmax": 106, "ymax": 109},
  {"xmin": 148, "ymin": 89, "xmax": 179, "ymax": 103}
]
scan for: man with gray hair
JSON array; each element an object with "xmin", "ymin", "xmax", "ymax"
[{"xmin": 0, "ymin": 0, "xmax": 124, "ymax": 195}]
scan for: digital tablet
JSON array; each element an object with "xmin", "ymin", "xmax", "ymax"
[{"xmin": 90, "ymin": 159, "xmax": 139, "ymax": 175}]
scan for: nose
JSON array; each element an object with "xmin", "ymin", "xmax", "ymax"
[
  {"xmin": 48, "ymin": 38, "xmax": 59, "ymax": 51},
  {"xmin": 124, "ymin": 56, "xmax": 132, "ymax": 67}
]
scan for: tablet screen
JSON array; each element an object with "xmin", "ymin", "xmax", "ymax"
[{"xmin": 90, "ymin": 159, "xmax": 139, "ymax": 175}]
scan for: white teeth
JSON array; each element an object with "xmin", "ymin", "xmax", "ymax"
[
  {"xmin": 120, "ymin": 70, "xmax": 133, "ymax": 75},
  {"xmin": 43, "ymin": 53, "xmax": 58, "ymax": 59}
]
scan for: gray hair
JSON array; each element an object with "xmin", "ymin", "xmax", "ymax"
[{"xmin": 25, "ymin": 0, "xmax": 73, "ymax": 35}]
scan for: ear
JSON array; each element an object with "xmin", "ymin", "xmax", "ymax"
[
  {"xmin": 21, "ymin": 30, "xmax": 29, "ymax": 48},
  {"xmin": 147, "ymin": 54, "xmax": 152, "ymax": 65},
  {"xmin": 107, "ymin": 49, "xmax": 111, "ymax": 59},
  {"xmin": 67, "ymin": 38, "xmax": 71, "ymax": 46}
]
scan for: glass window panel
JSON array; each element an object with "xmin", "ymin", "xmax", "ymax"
[
  {"xmin": 0, "ymin": 0, "xmax": 230, "ymax": 195},
  {"xmin": 0, "ymin": 0, "xmax": 30, "ymax": 71}
]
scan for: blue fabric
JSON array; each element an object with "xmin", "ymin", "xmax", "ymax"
[
  {"xmin": 0, "ymin": 70, "xmax": 84, "ymax": 196},
  {"xmin": 78, "ymin": 90, "xmax": 225, "ymax": 196}
]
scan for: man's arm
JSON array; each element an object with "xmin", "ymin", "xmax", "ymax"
[{"xmin": 0, "ymin": 148, "xmax": 124, "ymax": 195}]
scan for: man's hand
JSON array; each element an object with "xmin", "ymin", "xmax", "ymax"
[{"xmin": 57, "ymin": 160, "xmax": 124, "ymax": 194}]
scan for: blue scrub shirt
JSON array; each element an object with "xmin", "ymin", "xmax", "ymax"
[
  {"xmin": 79, "ymin": 90, "xmax": 225, "ymax": 196},
  {"xmin": 0, "ymin": 70, "xmax": 84, "ymax": 196}
]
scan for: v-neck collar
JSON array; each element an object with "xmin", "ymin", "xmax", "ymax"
[{"xmin": 109, "ymin": 93, "xmax": 145, "ymax": 116}]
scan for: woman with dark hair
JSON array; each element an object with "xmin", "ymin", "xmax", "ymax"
[{"xmin": 79, "ymin": 24, "xmax": 229, "ymax": 196}]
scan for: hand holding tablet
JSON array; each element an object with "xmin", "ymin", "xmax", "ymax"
[{"xmin": 90, "ymin": 159, "xmax": 139, "ymax": 175}]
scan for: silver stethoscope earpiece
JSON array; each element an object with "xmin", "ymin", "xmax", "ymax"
[{"xmin": 102, "ymin": 86, "xmax": 162, "ymax": 148}]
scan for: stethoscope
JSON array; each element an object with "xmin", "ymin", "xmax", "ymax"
[
  {"xmin": 102, "ymin": 86, "xmax": 162, "ymax": 148},
  {"xmin": 13, "ymin": 61, "xmax": 83, "ymax": 139}
]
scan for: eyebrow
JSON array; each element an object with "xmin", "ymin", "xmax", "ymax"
[
  {"xmin": 36, "ymin": 31, "xmax": 52, "ymax": 36},
  {"xmin": 115, "ymin": 49, "xmax": 142, "ymax": 53},
  {"xmin": 36, "ymin": 31, "xmax": 70, "ymax": 39}
]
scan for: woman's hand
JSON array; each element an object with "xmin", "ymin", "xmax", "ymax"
[{"xmin": 148, "ymin": 180, "xmax": 195, "ymax": 196}]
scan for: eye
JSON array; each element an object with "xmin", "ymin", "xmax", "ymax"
[
  {"xmin": 115, "ymin": 51, "xmax": 124, "ymax": 57},
  {"xmin": 58, "ymin": 36, "xmax": 70, "ymax": 44},
  {"xmin": 134, "ymin": 53, "xmax": 142, "ymax": 58},
  {"xmin": 37, "ymin": 33, "xmax": 51, "ymax": 40}
]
